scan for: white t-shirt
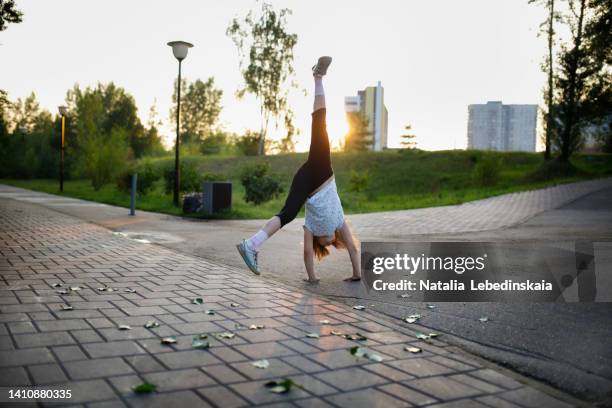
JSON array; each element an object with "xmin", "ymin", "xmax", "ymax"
[{"xmin": 304, "ymin": 178, "xmax": 345, "ymax": 236}]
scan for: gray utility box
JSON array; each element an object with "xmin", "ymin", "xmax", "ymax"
[{"xmin": 201, "ymin": 182, "xmax": 232, "ymax": 214}]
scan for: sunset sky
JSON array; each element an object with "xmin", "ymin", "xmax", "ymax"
[{"xmin": 2, "ymin": 0, "xmax": 550, "ymax": 151}]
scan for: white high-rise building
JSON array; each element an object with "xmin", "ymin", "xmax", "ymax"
[
  {"xmin": 344, "ymin": 81, "xmax": 388, "ymax": 151},
  {"xmin": 467, "ymin": 101, "xmax": 538, "ymax": 152}
]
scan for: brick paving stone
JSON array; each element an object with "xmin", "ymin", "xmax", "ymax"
[
  {"xmin": 126, "ymin": 390, "xmax": 212, "ymax": 408},
  {"xmin": 0, "ymin": 366, "xmax": 31, "ymax": 386},
  {"xmin": 64, "ymin": 357, "xmax": 134, "ymax": 380},
  {"xmin": 197, "ymin": 385, "xmax": 249, "ymax": 408},
  {"xmin": 7, "ymin": 321, "xmax": 37, "ymax": 334},
  {"xmin": 282, "ymin": 355, "xmax": 327, "ymax": 374},
  {"xmin": 143, "ymin": 368, "xmax": 216, "ymax": 392},
  {"xmin": 294, "ymin": 398, "xmax": 336, "ymax": 408},
  {"xmin": 476, "ymin": 395, "xmax": 524, "ymax": 408},
  {"xmin": 52, "ymin": 345, "xmax": 88, "ymax": 362},
  {"xmin": 203, "ymin": 364, "xmax": 249, "ymax": 384},
  {"xmin": 496, "ymin": 387, "xmax": 574, "ymax": 408},
  {"xmin": 123, "ymin": 354, "xmax": 165, "ymax": 373},
  {"xmin": 315, "ymin": 366, "xmax": 388, "ymax": 390},
  {"xmin": 70, "ymin": 329, "xmax": 104, "ymax": 343},
  {"xmin": 107, "ymin": 374, "xmax": 143, "ymax": 395},
  {"xmin": 233, "ymin": 341, "xmax": 296, "ymax": 359},
  {"xmin": 427, "ymin": 400, "xmax": 491, "ymax": 408},
  {"xmin": 83, "ymin": 341, "xmax": 147, "ymax": 358},
  {"xmin": 87, "ymin": 399, "xmax": 128, "ymax": 408},
  {"xmin": 388, "ymin": 358, "xmax": 456, "ymax": 377},
  {"xmin": 208, "ymin": 345, "xmax": 249, "ymax": 363},
  {"xmin": 231, "ymin": 358, "xmax": 300, "ymax": 380},
  {"xmin": 13, "ymin": 331, "xmax": 75, "ymax": 348},
  {"xmin": 58, "ymin": 379, "xmax": 118, "ymax": 404},
  {"xmin": 378, "ymin": 382, "xmax": 438, "ymax": 406},
  {"xmin": 36, "ymin": 319, "xmax": 91, "ymax": 332},
  {"xmin": 404, "ymin": 376, "xmax": 483, "ymax": 400},
  {"xmin": 362, "ymin": 363, "xmax": 416, "ymax": 382},
  {"xmin": 306, "ymin": 349, "xmax": 372, "ymax": 370},
  {"xmin": 156, "ymin": 349, "xmax": 222, "ymax": 369},
  {"xmin": 0, "ymin": 347, "xmax": 55, "ymax": 366},
  {"xmin": 325, "ymin": 388, "xmax": 406, "ymax": 408},
  {"xmin": 28, "ymin": 363, "xmax": 68, "ymax": 384}
]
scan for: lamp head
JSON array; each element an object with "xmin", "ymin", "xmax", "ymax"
[
  {"xmin": 167, "ymin": 40, "xmax": 194, "ymax": 61},
  {"xmin": 58, "ymin": 106, "xmax": 68, "ymax": 116}
]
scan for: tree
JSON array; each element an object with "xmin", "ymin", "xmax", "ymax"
[
  {"xmin": 0, "ymin": 0, "xmax": 23, "ymax": 32},
  {"xmin": 227, "ymin": 1, "xmax": 298, "ymax": 155},
  {"xmin": 400, "ymin": 124, "xmax": 417, "ymax": 149},
  {"xmin": 530, "ymin": 0, "xmax": 560, "ymax": 160},
  {"xmin": 274, "ymin": 109, "xmax": 297, "ymax": 153},
  {"xmin": 553, "ymin": 0, "xmax": 610, "ymax": 161},
  {"xmin": 344, "ymin": 112, "xmax": 372, "ymax": 152},
  {"xmin": 170, "ymin": 77, "xmax": 223, "ymax": 144},
  {"xmin": 6, "ymin": 92, "xmax": 43, "ymax": 134}
]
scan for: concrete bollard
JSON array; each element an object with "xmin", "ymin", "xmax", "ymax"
[{"xmin": 130, "ymin": 173, "xmax": 138, "ymax": 216}]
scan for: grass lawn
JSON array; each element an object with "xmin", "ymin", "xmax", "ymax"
[{"xmin": 2, "ymin": 150, "xmax": 611, "ymax": 220}]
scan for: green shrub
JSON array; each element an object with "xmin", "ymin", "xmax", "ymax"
[
  {"xmin": 349, "ymin": 169, "xmax": 370, "ymax": 193},
  {"xmin": 116, "ymin": 159, "xmax": 159, "ymax": 195},
  {"xmin": 163, "ymin": 161, "xmax": 204, "ymax": 194},
  {"xmin": 77, "ymin": 128, "xmax": 129, "ymax": 191},
  {"xmin": 236, "ymin": 131, "xmax": 261, "ymax": 156},
  {"xmin": 200, "ymin": 132, "xmax": 228, "ymax": 155},
  {"xmin": 472, "ymin": 156, "xmax": 502, "ymax": 187},
  {"xmin": 240, "ymin": 162, "xmax": 283, "ymax": 205}
]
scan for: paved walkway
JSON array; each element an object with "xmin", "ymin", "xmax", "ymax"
[{"xmin": 0, "ymin": 198, "xmax": 578, "ymax": 407}]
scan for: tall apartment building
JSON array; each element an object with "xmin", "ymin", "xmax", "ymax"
[
  {"xmin": 344, "ymin": 81, "xmax": 389, "ymax": 151},
  {"xmin": 467, "ymin": 101, "xmax": 538, "ymax": 152}
]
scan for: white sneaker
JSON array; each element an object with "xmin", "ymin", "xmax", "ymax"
[{"xmin": 312, "ymin": 56, "xmax": 332, "ymax": 77}]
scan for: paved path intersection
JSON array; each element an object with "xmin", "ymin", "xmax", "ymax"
[{"xmin": 0, "ymin": 198, "xmax": 579, "ymax": 407}]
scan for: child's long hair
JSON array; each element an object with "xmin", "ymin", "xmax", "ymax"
[{"xmin": 313, "ymin": 222, "xmax": 358, "ymax": 260}]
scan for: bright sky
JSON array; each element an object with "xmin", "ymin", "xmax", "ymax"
[{"xmin": 1, "ymin": 0, "xmax": 548, "ymax": 151}]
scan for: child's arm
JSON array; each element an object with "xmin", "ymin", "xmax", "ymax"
[{"xmin": 339, "ymin": 222, "xmax": 361, "ymax": 281}]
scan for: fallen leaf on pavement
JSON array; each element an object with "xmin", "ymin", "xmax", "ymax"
[
  {"xmin": 353, "ymin": 305, "xmax": 366, "ymax": 310},
  {"xmin": 124, "ymin": 289, "xmax": 136, "ymax": 293},
  {"xmin": 264, "ymin": 379, "xmax": 303, "ymax": 394},
  {"xmin": 144, "ymin": 321, "xmax": 160, "ymax": 329},
  {"xmin": 349, "ymin": 346, "xmax": 383, "ymax": 362},
  {"xmin": 60, "ymin": 304, "xmax": 73, "ymax": 311},
  {"xmin": 216, "ymin": 332, "xmax": 235, "ymax": 339},
  {"xmin": 192, "ymin": 298, "xmax": 204, "ymax": 305},
  {"xmin": 205, "ymin": 309, "xmax": 215, "ymax": 315},
  {"xmin": 192, "ymin": 336, "xmax": 210, "ymax": 349},
  {"xmin": 118, "ymin": 325, "xmax": 131, "ymax": 331},
  {"xmin": 230, "ymin": 303, "xmax": 240, "ymax": 307},
  {"xmin": 404, "ymin": 314, "xmax": 421, "ymax": 323},
  {"xmin": 249, "ymin": 324, "xmax": 265, "ymax": 330},
  {"xmin": 426, "ymin": 304, "xmax": 436, "ymax": 310},
  {"xmin": 344, "ymin": 333, "xmax": 367, "ymax": 341},
  {"xmin": 319, "ymin": 319, "xmax": 330, "ymax": 324},
  {"xmin": 51, "ymin": 283, "xmax": 62, "ymax": 288},
  {"xmin": 404, "ymin": 346, "xmax": 422, "ymax": 353},
  {"xmin": 161, "ymin": 337, "xmax": 177, "ymax": 345},
  {"xmin": 132, "ymin": 382, "xmax": 156, "ymax": 394},
  {"xmin": 479, "ymin": 317, "xmax": 489, "ymax": 322},
  {"xmin": 252, "ymin": 359, "xmax": 270, "ymax": 369},
  {"xmin": 306, "ymin": 333, "xmax": 319, "ymax": 339}
]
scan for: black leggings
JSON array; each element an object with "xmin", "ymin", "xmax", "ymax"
[{"xmin": 276, "ymin": 108, "xmax": 332, "ymax": 227}]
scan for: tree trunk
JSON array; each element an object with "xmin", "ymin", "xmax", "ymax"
[{"xmin": 560, "ymin": 0, "xmax": 586, "ymax": 162}]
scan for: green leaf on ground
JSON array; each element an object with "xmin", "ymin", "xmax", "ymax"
[
  {"xmin": 404, "ymin": 314, "xmax": 421, "ymax": 323},
  {"xmin": 205, "ymin": 309, "xmax": 215, "ymax": 315},
  {"xmin": 125, "ymin": 288, "xmax": 136, "ymax": 293},
  {"xmin": 353, "ymin": 305, "xmax": 366, "ymax": 310},
  {"xmin": 56, "ymin": 290, "xmax": 69, "ymax": 295},
  {"xmin": 144, "ymin": 321, "xmax": 160, "ymax": 329},
  {"xmin": 230, "ymin": 303, "xmax": 240, "ymax": 307},
  {"xmin": 264, "ymin": 379, "xmax": 303, "ymax": 394},
  {"xmin": 426, "ymin": 304, "xmax": 436, "ymax": 309},
  {"xmin": 330, "ymin": 330, "xmax": 343, "ymax": 336},
  {"xmin": 252, "ymin": 359, "xmax": 270, "ymax": 369},
  {"xmin": 415, "ymin": 332, "xmax": 430, "ymax": 340},
  {"xmin": 161, "ymin": 337, "xmax": 177, "ymax": 345},
  {"xmin": 216, "ymin": 332, "xmax": 235, "ymax": 339},
  {"xmin": 479, "ymin": 316, "xmax": 489, "ymax": 322},
  {"xmin": 192, "ymin": 337, "xmax": 210, "ymax": 349},
  {"xmin": 51, "ymin": 283, "xmax": 62, "ymax": 288},
  {"xmin": 192, "ymin": 298, "xmax": 204, "ymax": 305},
  {"xmin": 249, "ymin": 324, "xmax": 265, "ymax": 330},
  {"xmin": 349, "ymin": 346, "xmax": 382, "ymax": 362},
  {"xmin": 60, "ymin": 304, "xmax": 73, "ymax": 311},
  {"xmin": 118, "ymin": 325, "xmax": 131, "ymax": 331},
  {"xmin": 69, "ymin": 286, "xmax": 81, "ymax": 291},
  {"xmin": 404, "ymin": 346, "xmax": 422, "ymax": 353},
  {"xmin": 306, "ymin": 333, "xmax": 319, "ymax": 339},
  {"xmin": 132, "ymin": 382, "xmax": 157, "ymax": 394},
  {"xmin": 344, "ymin": 333, "xmax": 367, "ymax": 341}
]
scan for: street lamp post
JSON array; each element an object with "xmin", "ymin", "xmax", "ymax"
[
  {"xmin": 167, "ymin": 40, "xmax": 194, "ymax": 207},
  {"xmin": 58, "ymin": 106, "xmax": 67, "ymax": 192}
]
